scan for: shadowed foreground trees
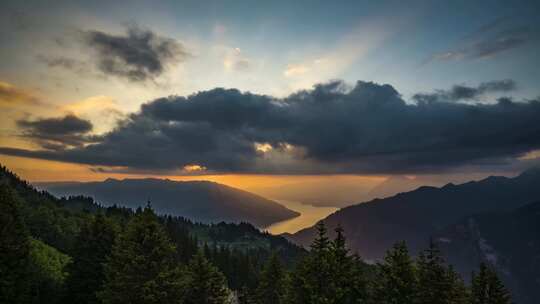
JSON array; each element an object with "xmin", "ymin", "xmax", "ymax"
[
  {"xmin": 0, "ymin": 167, "xmax": 513, "ymax": 304},
  {"xmin": 0, "ymin": 186, "xmax": 31, "ymax": 304},
  {"xmin": 284, "ymin": 222, "xmax": 509, "ymax": 304},
  {"xmin": 183, "ymin": 251, "xmax": 230, "ymax": 304},
  {"xmin": 98, "ymin": 206, "xmax": 187, "ymax": 304},
  {"xmin": 471, "ymin": 263, "xmax": 511, "ymax": 304},
  {"xmin": 65, "ymin": 214, "xmax": 118, "ymax": 304}
]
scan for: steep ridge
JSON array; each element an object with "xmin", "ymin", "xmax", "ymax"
[{"xmin": 288, "ymin": 168, "xmax": 540, "ymax": 260}]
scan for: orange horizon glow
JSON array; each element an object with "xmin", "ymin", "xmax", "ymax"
[{"xmin": 0, "ymin": 154, "xmax": 386, "ymax": 193}]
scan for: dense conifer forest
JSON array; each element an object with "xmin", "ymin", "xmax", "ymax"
[{"xmin": 1, "ymin": 165, "xmax": 511, "ymax": 303}]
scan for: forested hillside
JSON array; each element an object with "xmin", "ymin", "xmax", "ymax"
[
  {"xmin": 39, "ymin": 178, "xmax": 299, "ymax": 227},
  {"xmin": 1, "ymin": 165, "xmax": 512, "ymax": 303}
]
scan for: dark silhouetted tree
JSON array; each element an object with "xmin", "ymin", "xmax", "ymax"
[
  {"xmin": 330, "ymin": 225, "xmax": 368, "ymax": 304},
  {"xmin": 446, "ymin": 265, "xmax": 469, "ymax": 304},
  {"xmin": 183, "ymin": 250, "xmax": 230, "ymax": 304},
  {"xmin": 471, "ymin": 263, "xmax": 511, "ymax": 304},
  {"xmin": 416, "ymin": 239, "xmax": 451, "ymax": 304},
  {"xmin": 372, "ymin": 241, "xmax": 418, "ymax": 304},
  {"xmin": 65, "ymin": 213, "xmax": 117, "ymax": 304},
  {"xmin": 98, "ymin": 206, "xmax": 185, "ymax": 304},
  {"xmin": 287, "ymin": 221, "xmax": 334, "ymax": 303},
  {"xmin": 0, "ymin": 184, "xmax": 31, "ymax": 304},
  {"xmin": 256, "ymin": 252, "xmax": 286, "ymax": 304}
]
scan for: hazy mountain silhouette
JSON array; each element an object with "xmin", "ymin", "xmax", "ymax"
[
  {"xmin": 288, "ymin": 168, "xmax": 540, "ymax": 261},
  {"xmin": 39, "ymin": 178, "xmax": 299, "ymax": 227},
  {"xmin": 366, "ymin": 175, "xmax": 430, "ymax": 200}
]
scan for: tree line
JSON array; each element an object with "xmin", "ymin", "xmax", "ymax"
[{"xmin": 0, "ymin": 166, "xmax": 512, "ymax": 304}]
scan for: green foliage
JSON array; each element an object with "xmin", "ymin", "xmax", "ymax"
[
  {"xmin": 446, "ymin": 266, "xmax": 469, "ymax": 304},
  {"xmin": 416, "ymin": 239, "xmax": 469, "ymax": 304},
  {"xmin": 65, "ymin": 213, "xmax": 118, "ymax": 304},
  {"xmin": 183, "ymin": 250, "xmax": 231, "ymax": 304},
  {"xmin": 0, "ymin": 165, "xmax": 516, "ymax": 304},
  {"xmin": 372, "ymin": 241, "xmax": 418, "ymax": 304},
  {"xmin": 98, "ymin": 206, "xmax": 186, "ymax": 304},
  {"xmin": 0, "ymin": 183, "xmax": 32, "ymax": 304},
  {"xmin": 471, "ymin": 263, "xmax": 511, "ymax": 304},
  {"xmin": 28, "ymin": 238, "xmax": 71, "ymax": 284},
  {"xmin": 287, "ymin": 222, "xmax": 368, "ymax": 304},
  {"xmin": 329, "ymin": 226, "xmax": 368, "ymax": 304},
  {"xmin": 287, "ymin": 221, "xmax": 333, "ymax": 304},
  {"xmin": 27, "ymin": 238, "xmax": 72, "ymax": 303},
  {"xmin": 255, "ymin": 252, "xmax": 286, "ymax": 304}
]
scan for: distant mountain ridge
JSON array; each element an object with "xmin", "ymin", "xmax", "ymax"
[
  {"xmin": 39, "ymin": 178, "xmax": 299, "ymax": 227},
  {"xmin": 288, "ymin": 168, "xmax": 540, "ymax": 260},
  {"xmin": 287, "ymin": 168, "xmax": 540, "ymax": 302},
  {"xmin": 366, "ymin": 175, "xmax": 433, "ymax": 200}
]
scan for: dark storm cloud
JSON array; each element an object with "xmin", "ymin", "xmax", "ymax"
[
  {"xmin": 2, "ymin": 80, "xmax": 540, "ymax": 174},
  {"xmin": 413, "ymin": 79, "xmax": 516, "ymax": 103},
  {"xmin": 17, "ymin": 114, "xmax": 96, "ymax": 149},
  {"xmin": 83, "ymin": 26, "xmax": 189, "ymax": 82}
]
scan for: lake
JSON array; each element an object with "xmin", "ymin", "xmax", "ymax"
[{"xmin": 264, "ymin": 200, "xmax": 339, "ymax": 235}]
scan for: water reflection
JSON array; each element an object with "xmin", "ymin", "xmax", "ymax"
[{"xmin": 265, "ymin": 200, "xmax": 338, "ymax": 235}]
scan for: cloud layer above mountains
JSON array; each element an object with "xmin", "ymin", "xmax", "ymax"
[{"xmin": 1, "ymin": 80, "xmax": 539, "ymax": 174}]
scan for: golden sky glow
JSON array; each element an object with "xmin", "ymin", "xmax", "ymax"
[{"xmin": 0, "ymin": 154, "xmax": 386, "ymax": 202}]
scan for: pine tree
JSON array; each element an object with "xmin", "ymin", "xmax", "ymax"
[
  {"xmin": 330, "ymin": 225, "xmax": 368, "ymax": 304},
  {"xmin": 256, "ymin": 252, "xmax": 286, "ymax": 304},
  {"xmin": 486, "ymin": 269, "xmax": 511, "ymax": 304},
  {"xmin": 446, "ymin": 265, "xmax": 469, "ymax": 304},
  {"xmin": 183, "ymin": 250, "xmax": 230, "ymax": 304},
  {"xmin": 311, "ymin": 221, "xmax": 330, "ymax": 254},
  {"xmin": 287, "ymin": 222, "xmax": 367, "ymax": 304},
  {"xmin": 372, "ymin": 241, "xmax": 418, "ymax": 304},
  {"xmin": 0, "ymin": 184, "xmax": 31, "ymax": 304},
  {"xmin": 416, "ymin": 239, "xmax": 451, "ymax": 304},
  {"xmin": 310, "ymin": 221, "xmax": 332, "ymax": 303},
  {"xmin": 471, "ymin": 263, "xmax": 511, "ymax": 304},
  {"xmin": 65, "ymin": 213, "xmax": 117, "ymax": 304},
  {"xmin": 97, "ymin": 206, "xmax": 186, "ymax": 304},
  {"xmin": 287, "ymin": 221, "xmax": 333, "ymax": 304}
]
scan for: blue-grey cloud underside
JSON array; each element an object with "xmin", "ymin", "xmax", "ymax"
[{"xmin": 1, "ymin": 80, "xmax": 539, "ymax": 174}]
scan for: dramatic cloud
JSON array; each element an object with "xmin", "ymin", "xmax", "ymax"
[
  {"xmin": 413, "ymin": 79, "xmax": 516, "ymax": 103},
  {"xmin": 17, "ymin": 114, "xmax": 96, "ymax": 149},
  {"xmin": 84, "ymin": 26, "xmax": 189, "ymax": 82},
  {"xmin": 2, "ymin": 80, "xmax": 540, "ymax": 174}
]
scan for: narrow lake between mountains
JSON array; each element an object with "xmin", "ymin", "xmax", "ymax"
[{"xmin": 264, "ymin": 200, "xmax": 338, "ymax": 235}]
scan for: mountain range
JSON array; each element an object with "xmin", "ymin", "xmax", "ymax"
[
  {"xmin": 287, "ymin": 168, "xmax": 540, "ymax": 303},
  {"xmin": 39, "ymin": 178, "xmax": 299, "ymax": 227},
  {"xmin": 289, "ymin": 168, "xmax": 540, "ymax": 259}
]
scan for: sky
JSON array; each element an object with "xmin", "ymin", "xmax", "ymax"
[{"xmin": 1, "ymin": 0, "xmax": 540, "ymax": 198}]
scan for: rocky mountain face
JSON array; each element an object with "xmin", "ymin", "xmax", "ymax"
[
  {"xmin": 435, "ymin": 200, "xmax": 540, "ymax": 304},
  {"xmin": 288, "ymin": 168, "xmax": 540, "ymax": 259}
]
